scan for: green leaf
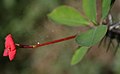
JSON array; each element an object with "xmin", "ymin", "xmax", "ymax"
[
  {"xmin": 82, "ymin": 0, "xmax": 96, "ymax": 23},
  {"xmin": 76, "ymin": 25, "xmax": 107, "ymax": 47},
  {"xmin": 48, "ymin": 5, "xmax": 89, "ymax": 26},
  {"xmin": 71, "ymin": 46, "xmax": 89, "ymax": 65},
  {"xmin": 102, "ymin": 0, "xmax": 112, "ymax": 19}
]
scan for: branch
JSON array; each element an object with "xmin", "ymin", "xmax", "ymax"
[{"xmin": 16, "ymin": 35, "xmax": 76, "ymax": 48}]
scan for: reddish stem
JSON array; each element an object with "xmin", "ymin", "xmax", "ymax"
[{"xmin": 16, "ymin": 35, "xmax": 76, "ymax": 48}]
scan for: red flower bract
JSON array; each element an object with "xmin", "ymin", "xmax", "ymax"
[{"xmin": 3, "ymin": 34, "xmax": 16, "ymax": 61}]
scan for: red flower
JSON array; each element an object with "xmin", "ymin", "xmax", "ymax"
[{"xmin": 3, "ymin": 34, "xmax": 16, "ymax": 61}]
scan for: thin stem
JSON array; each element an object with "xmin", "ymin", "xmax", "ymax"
[{"xmin": 16, "ymin": 35, "xmax": 76, "ymax": 48}]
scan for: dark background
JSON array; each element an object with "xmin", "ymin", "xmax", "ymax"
[{"xmin": 0, "ymin": 0, "xmax": 120, "ymax": 74}]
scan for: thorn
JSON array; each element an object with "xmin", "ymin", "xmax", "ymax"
[
  {"xmin": 111, "ymin": 40, "xmax": 115, "ymax": 48},
  {"xmin": 98, "ymin": 37, "xmax": 104, "ymax": 47},
  {"xmin": 104, "ymin": 36, "xmax": 108, "ymax": 47},
  {"xmin": 106, "ymin": 38, "xmax": 112, "ymax": 52},
  {"xmin": 114, "ymin": 35, "xmax": 120, "ymax": 55},
  {"xmin": 114, "ymin": 42, "xmax": 119, "ymax": 55}
]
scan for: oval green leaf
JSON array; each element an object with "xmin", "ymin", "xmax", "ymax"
[
  {"xmin": 71, "ymin": 46, "xmax": 89, "ymax": 65},
  {"xmin": 48, "ymin": 5, "xmax": 89, "ymax": 26},
  {"xmin": 76, "ymin": 25, "xmax": 107, "ymax": 47},
  {"xmin": 82, "ymin": 0, "xmax": 96, "ymax": 23},
  {"xmin": 102, "ymin": 0, "xmax": 112, "ymax": 19}
]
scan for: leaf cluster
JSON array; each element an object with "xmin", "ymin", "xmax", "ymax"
[{"xmin": 48, "ymin": 0, "xmax": 112, "ymax": 65}]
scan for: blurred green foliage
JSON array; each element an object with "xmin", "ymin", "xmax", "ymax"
[
  {"xmin": 0, "ymin": 0, "xmax": 60, "ymax": 52},
  {"xmin": 0, "ymin": 0, "xmax": 61, "ymax": 74}
]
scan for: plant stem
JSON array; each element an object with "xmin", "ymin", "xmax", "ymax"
[{"xmin": 16, "ymin": 35, "xmax": 76, "ymax": 48}]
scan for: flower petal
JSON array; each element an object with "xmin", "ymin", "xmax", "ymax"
[
  {"xmin": 9, "ymin": 50, "xmax": 16, "ymax": 61},
  {"xmin": 3, "ymin": 49, "xmax": 9, "ymax": 56},
  {"xmin": 5, "ymin": 34, "xmax": 16, "ymax": 51}
]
